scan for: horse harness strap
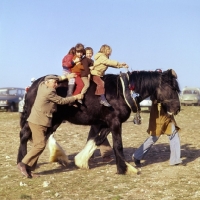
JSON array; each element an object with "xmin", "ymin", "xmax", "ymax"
[
  {"xmin": 119, "ymin": 72, "xmax": 142, "ymax": 125},
  {"xmin": 119, "ymin": 72, "xmax": 139, "ymax": 112}
]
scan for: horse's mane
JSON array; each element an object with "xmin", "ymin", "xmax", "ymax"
[
  {"xmin": 129, "ymin": 70, "xmax": 181, "ymax": 98},
  {"xmin": 129, "ymin": 70, "xmax": 161, "ymax": 97},
  {"xmin": 102, "ymin": 74, "xmax": 121, "ymax": 97}
]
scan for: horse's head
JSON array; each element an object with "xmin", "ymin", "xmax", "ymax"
[
  {"xmin": 153, "ymin": 69, "xmax": 181, "ymax": 115},
  {"xmin": 128, "ymin": 69, "xmax": 181, "ymax": 116}
]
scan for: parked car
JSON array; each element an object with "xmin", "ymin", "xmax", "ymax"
[
  {"xmin": 180, "ymin": 87, "xmax": 200, "ymax": 106},
  {"xmin": 0, "ymin": 87, "xmax": 25, "ymax": 112},
  {"xmin": 140, "ymin": 96, "xmax": 152, "ymax": 111}
]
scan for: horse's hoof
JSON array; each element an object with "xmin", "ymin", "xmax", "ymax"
[{"xmin": 125, "ymin": 162, "xmax": 138, "ymax": 174}]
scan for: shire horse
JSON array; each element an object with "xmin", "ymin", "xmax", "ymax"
[{"xmin": 17, "ymin": 69, "xmax": 181, "ymax": 175}]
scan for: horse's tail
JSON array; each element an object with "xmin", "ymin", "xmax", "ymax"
[
  {"xmin": 20, "ymin": 101, "xmax": 29, "ymax": 128},
  {"xmin": 20, "ymin": 77, "xmax": 45, "ymax": 129}
]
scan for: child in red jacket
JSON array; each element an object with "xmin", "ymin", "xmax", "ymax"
[{"xmin": 62, "ymin": 47, "xmax": 81, "ymax": 96}]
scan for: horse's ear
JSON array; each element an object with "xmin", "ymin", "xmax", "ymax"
[
  {"xmin": 169, "ymin": 69, "xmax": 178, "ymax": 79},
  {"xmin": 127, "ymin": 71, "xmax": 131, "ymax": 75}
]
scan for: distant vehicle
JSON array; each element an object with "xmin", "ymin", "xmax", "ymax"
[
  {"xmin": 18, "ymin": 77, "xmax": 36, "ymax": 115},
  {"xmin": 0, "ymin": 87, "xmax": 25, "ymax": 112},
  {"xmin": 180, "ymin": 87, "xmax": 200, "ymax": 106},
  {"xmin": 140, "ymin": 96, "xmax": 152, "ymax": 111}
]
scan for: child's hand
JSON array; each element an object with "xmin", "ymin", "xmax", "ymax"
[
  {"xmin": 123, "ymin": 64, "xmax": 129, "ymax": 68},
  {"xmin": 67, "ymin": 73, "xmax": 77, "ymax": 79},
  {"xmin": 73, "ymin": 57, "xmax": 80, "ymax": 63},
  {"xmin": 89, "ymin": 66, "xmax": 94, "ymax": 70},
  {"xmin": 121, "ymin": 63, "xmax": 128, "ymax": 67},
  {"xmin": 119, "ymin": 63, "xmax": 128, "ymax": 68}
]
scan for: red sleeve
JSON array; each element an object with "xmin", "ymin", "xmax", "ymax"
[{"xmin": 62, "ymin": 54, "xmax": 74, "ymax": 68}]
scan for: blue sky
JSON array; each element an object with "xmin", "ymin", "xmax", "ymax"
[{"xmin": 0, "ymin": 0, "xmax": 199, "ymax": 90}]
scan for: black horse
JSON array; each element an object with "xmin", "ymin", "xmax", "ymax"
[{"xmin": 17, "ymin": 69, "xmax": 181, "ymax": 174}]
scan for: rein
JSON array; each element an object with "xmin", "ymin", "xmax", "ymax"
[
  {"xmin": 119, "ymin": 72, "xmax": 140, "ymax": 112},
  {"xmin": 119, "ymin": 72, "xmax": 141, "ymax": 124}
]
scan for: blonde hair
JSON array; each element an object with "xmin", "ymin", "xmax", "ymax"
[{"xmin": 99, "ymin": 44, "xmax": 112, "ymax": 57}]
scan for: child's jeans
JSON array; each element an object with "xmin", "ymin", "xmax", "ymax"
[{"xmin": 63, "ymin": 69, "xmax": 75, "ymax": 85}]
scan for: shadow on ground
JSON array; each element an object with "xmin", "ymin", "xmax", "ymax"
[{"xmin": 36, "ymin": 143, "xmax": 200, "ymax": 175}]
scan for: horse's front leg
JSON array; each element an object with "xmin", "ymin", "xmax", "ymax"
[
  {"xmin": 17, "ymin": 122, "xmax": 32, "ymax": 163},
  {"xmin": 74, "ymin": 124, "xmax": 103, "ymax": 169},
  {"xmin": 111, "ymin": 122, "xmax": 138, "ymax": 175}
]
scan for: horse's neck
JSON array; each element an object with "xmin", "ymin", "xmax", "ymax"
[{"xmin": 132, "ymin": 73, "xmax": 160, "ymax": 100}]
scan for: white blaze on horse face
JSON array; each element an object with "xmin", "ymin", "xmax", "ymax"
[{"xmin": 75, "ymin": 140, "xmax": 97, "ymax": 169}]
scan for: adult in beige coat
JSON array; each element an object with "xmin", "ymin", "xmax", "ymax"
[
  {"xmin": 17, "ymin": 74, "xmax": 83, "ymax": 178},
  {"xmin": 132, "ymin": 98, "xmax": 182, "ymax": 167}
]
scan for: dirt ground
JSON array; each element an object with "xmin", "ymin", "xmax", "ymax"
[{"xmin": 0, "ymin": 106, "xmax": 200, "ymax": 200}]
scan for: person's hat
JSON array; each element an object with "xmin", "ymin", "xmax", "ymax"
[
  {"xmin": 44, "ymin": 75, "xmax": 59, "ymax": 81},
  {"xmin": 31, "ymin": 77, "xmax": 36, "ymax": 83}
]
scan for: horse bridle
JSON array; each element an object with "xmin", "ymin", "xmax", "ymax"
[{"xmin": 119, "ymin": 72, "xmax": 142, "ymax": 124}]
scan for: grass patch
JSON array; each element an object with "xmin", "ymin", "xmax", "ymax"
[{"xmin": 0, "ymin": 107, "xmax": 200, "ymax": 199}]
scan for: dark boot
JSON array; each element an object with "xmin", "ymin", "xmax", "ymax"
[
  {"xmin": 67, "ymin": 84, "xmax": 75, "ymax": 97},
  {"xmin": 100, "ymin": 95, "xmax": 111, "ymax": 107},
  {"xmin": 132, "ymin": 156, "xmax": 141, "ymax": 167},
  {"xmin": 17, "ymin": 162, "xmax": 32, "ymax": 178}
]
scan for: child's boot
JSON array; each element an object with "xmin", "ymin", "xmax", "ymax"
[{"xmin": 100, "ymin": 94, "xmax": 111, "ymax": 107}]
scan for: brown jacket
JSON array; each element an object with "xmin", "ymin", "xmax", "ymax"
[
  {"xmin": 27, "ymin": 81, "xmax": 76, "ymax": 127},
  {"xmin": 71, "ymin": 55, "xmax": 84, "ymax": 75},
  {"xmin": 90, "ymin": 52, "xmax": 122, "ymax": 77},
  {"xmin": 81, "ymin": 57, "xmax": 93, "ymax": 77},
  {"xmin": 147, "ymin": 103, "xmax": 180, "ymax": 136}
]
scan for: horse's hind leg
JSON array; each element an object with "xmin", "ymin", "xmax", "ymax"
[
  {"xmin": 17, "ymin": 122, "xmax": 32, "ymax": 163},
  {"xmin": 47, "ymin": 121, "xmax": 69, "ymax": 166}
]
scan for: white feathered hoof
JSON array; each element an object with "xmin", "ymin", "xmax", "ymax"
[
  {"xmin": 75, "ymin": 152, "xmax": 89, "ymax": 169},
  {"xmin": 125, "ymin": 162, "xmax": 138, "ymax": 175},
  {"xmin": 48, "ymin": 134, "xmax": 69, "ymax": 166},
  {"xmin": 75, "ymin": 140, "xmax": 97, "ymax": 169}
]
